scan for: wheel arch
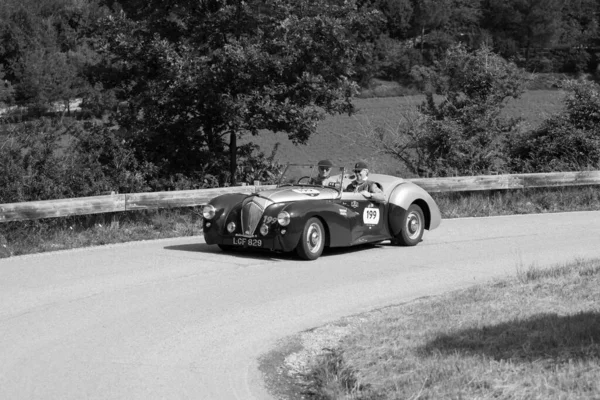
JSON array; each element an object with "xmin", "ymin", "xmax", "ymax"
[
  {"xmin": 412, "ymin": 198, "xmax": 432, "ymax": 230},
  {"xmin": 283, "ymin": 202, "xmax": 348, "ymax": 247},
  {"xmin": 316, "ymin": 215, "xmax": 332, "ymax": 247},
  {"xmin": 388, "ymin": 182, "xmax": 441, "ymax": 234}
]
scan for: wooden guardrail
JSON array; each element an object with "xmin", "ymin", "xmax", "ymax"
[
  {"xmin": 410, "ymin": 170, "xmax": 600, "ymax": 192},
  {"xmin": 1, "ymin": 171, "xmax": 600, "ymax": 223}
]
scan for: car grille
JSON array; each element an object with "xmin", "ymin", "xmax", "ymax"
[{"xmin": 240, "ymin": 196, "xmax": 273, "ymax": 236}]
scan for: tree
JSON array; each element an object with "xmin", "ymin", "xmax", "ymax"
[
  {"xmin": 410, "ymin": 0, "xmax": 452, "ymax": 55},
  {"xmin": 12, "ymin": 49, "xmax": 84, "ymax": 114},
  {"xmin": 364, "ymin": 0, "xmax": 414, "ymax": 39},
  {"xmin": 95, "ymin": 0, "xmax": 381, "ymax": 185},
  {"xmin": 0, "ymin": 0, "xmax": 106, "ymax": 112},
  {"xmin": 553, "ymin": 0, "xmax": 598, "ymax": 73},
  {"xmin": 361, "ymin": 45, "xmax": 526, "ymax": 176},
  {"xmin": 0, "ymin": 65, "xmax": 14, "ymax": 105},
  {"xmin": 402, "ymin": 0, "xmax": 482, "ymax": 65},
  {"xmin": 482, "ymin": 0, "xmax": 563, "ymax": 66},
  {"xmin": 447, "ymin": 0, "xmax": 483, "ymax": 42}
]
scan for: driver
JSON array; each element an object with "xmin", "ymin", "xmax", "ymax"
[{"xmin": 309, "ymin": 159, "xmax": 334, "ymax": 186}]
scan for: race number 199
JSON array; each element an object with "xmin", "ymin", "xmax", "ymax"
[{"xmin": 363, "ymin": 208, "xmax": 380, "ymax": 224}]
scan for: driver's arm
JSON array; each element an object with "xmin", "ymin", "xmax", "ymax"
[
  {"xmin": 322, "ymin": 177, "xmax": 341, "ymax": 188},
  {"xmin": 360, "ymin": 183, "xmax": 385, "ymax": 202}
]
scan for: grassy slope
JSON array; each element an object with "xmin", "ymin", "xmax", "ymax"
[
  {"xmin": 244, "ymin": 90, "xmax": 566, "ymax": 176},
  {"xmin": 301, "ymin": 259, "xmax": 600, "ymax": 400}
]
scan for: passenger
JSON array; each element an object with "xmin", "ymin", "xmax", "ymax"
[
  {"xmin": 310, "ymin": 159, "xmax": 333, "ymax": 186},
  {"xmin": 345, "ymin": 161, "xmax": 385, "ymax": 202}
]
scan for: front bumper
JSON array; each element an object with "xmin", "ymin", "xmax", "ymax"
[{"xmin": 203, "ymin": 228, "xmax": 301, "ymax": 253}]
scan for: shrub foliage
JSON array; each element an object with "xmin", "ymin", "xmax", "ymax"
[
  {"xmin": 0, "ymin": 120, "xmax": 149, "ymax": 202},
  {"xmin": 509, "ymin": 80, "xmax": 600, "ymax": 172},
  {"xmin": 366, "ymin": 45, "xmax": 527, "ymax": 177},
  {"xmin": 364, "ymin": 46, "xmax": 600, "ymax": 177},
  {"xmin": 0, "ymin": 119, "xmax": 286, "ymax": 203}
]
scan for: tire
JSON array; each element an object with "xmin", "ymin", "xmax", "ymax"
[
  {"xmin": 296, "ymin": 217, "xmax": 326, "ymax": 260},
  {"xmin": 394, "ymin": 204, "xmax": 424, "ymax": 246}
]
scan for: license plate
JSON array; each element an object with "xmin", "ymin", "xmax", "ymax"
[{"xmin": 232, "ymin": 237, "xmax": 263, "ymax": 247}]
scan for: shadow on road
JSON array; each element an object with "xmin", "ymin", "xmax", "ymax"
[
  {"xmin": 164, "ymin": 242, "xmax": 296, "ymax": 261},
  {"xmin": 163, "ymin": 241, "xmax": 387, "ymax": 261},
  {"xmin": 163, "ymin": 243, "xmax": 213, "ymax": 253},
  {"xmin": 420, "ymin": 312, "xmax": 600, "ymax": 363}
]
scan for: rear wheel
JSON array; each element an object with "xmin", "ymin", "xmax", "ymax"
[
  {"xmin": 296, "ymin": 217, "xmax": 325, "ymax": 260},
  {"xmin": 394, "ymin": 204, "xmax": 424, "ymax": 246}
]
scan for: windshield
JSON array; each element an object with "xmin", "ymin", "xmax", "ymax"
[{"xmin": 278, "ymin": 163, "xmax": 346, "ymax": 190}]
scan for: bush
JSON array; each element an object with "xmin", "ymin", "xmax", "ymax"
[
  {"xmin": 66, "ymin": 123, "xmax": 154, "ymax": 194},
  {"xmin": 396, "ymin": 45, "xmax": 526, "ymax": 177},
  {"xmin": 0, "ymin": 120, "xmax": 152, "ymax": 202},
  {"xmin": 0, "ymin": 118, "xmax": 285, "ymax": 204},
  {"xmin": 141, "ymin": 140, "xmax": 284, "ymax": 191},
  {"xmin": 562, "ymin": 79, "xmax": 600, "ymax": 130},
  {"xmin": 1, "ymin": 120, "xmax": 71, "ymax": 202},
  {"xmin": 509, "ymin": 117, "xmax": 600, "ymax": 172},
  {"xmin": 231, "ymin": 142, "xmax": 284, "ymax": 186},
  {"xmin": 509, "ymin": 80, "xmax": 600, "ymax": 172},
  {"xmin": 374, "ymin": 36, "xmax": 423, "ymax": 82}
]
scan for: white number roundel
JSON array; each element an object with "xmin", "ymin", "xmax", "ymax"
[{"xmin": 363, "ymin": 208, "xmax": 380, "ymax": 225}]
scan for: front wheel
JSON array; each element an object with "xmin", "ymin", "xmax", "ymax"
[
  {"xmin": 393, "ymin": 204, "xmax": 424, "ymax": 246},
  {"xmin": 296, "ymin": 217, "xmax": 326, "ymax": 260}
]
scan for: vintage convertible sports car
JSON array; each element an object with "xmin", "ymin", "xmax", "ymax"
[{"xmin": 202, "ymin": 164, "xmax": 441, "ymax": 260}]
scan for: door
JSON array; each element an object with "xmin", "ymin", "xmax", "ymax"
[{"xmin": 339, "ymin": 193, "xmax": 388, "ymax": 245}]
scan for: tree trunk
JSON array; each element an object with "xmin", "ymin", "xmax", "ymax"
[{"xmin": 229, "ymin": 130, "xmax": 237, "ymax": 186}]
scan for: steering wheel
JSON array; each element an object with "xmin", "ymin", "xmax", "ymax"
[{"xmin": 297, "ymin": 176, "xmax": 312, "ymax": 184}]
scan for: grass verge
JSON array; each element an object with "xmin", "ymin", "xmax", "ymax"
[
  {"xmin": 1, "ymin": 185, "xmax": 599, "ymax": 259},
  {"xmin": 300, "ymin": 258, "xmax": 600, "ymax": 400},
  {"xmin": 0, "ymin": 207, "xmax": 203, "ymax": 258},
  {"xmin": 432, "ymin": 185, "xmax": 600, "ymax": 218}
]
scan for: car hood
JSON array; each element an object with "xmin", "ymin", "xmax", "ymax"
[{"xmin": 255, "ymin": 186, "xmax": 339, "ymax": 203}]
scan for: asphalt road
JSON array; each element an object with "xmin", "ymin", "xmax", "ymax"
[{"xmin": 2, "ymin": 211, "xmax": 600, "ymax": 400}]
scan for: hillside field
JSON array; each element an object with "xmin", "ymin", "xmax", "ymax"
[{"xmin": 245, "ymin": 90, "xmax": 565, "ymax": 177}]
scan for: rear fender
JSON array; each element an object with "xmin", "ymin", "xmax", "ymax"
[{"xmin": 388, "ymin": 182, "xmax": 441, "ymax": 236}]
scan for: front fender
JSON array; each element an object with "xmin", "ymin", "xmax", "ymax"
[
  {"xmin": 203, "ymin": 193, "xmax": 248, "ymax": 240},
  {"xmin": 282, "ymin": 200, "xmax": 352, "ymax": 247}
]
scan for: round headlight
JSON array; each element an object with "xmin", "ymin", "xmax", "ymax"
[
  {"xmin": 227, "ymin": 221, "xmax": 236, "ymax": 233},
  {"xmin": 202, "ymin": 204, "xmax": 216, "ymax": 220},
  {"xmin": 260, "ymin": 224, "xmax": 269, "ymax": 236},
  {"xmin": 277, "ymin": 211, "xmax": 291, "ymax": 226}
]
